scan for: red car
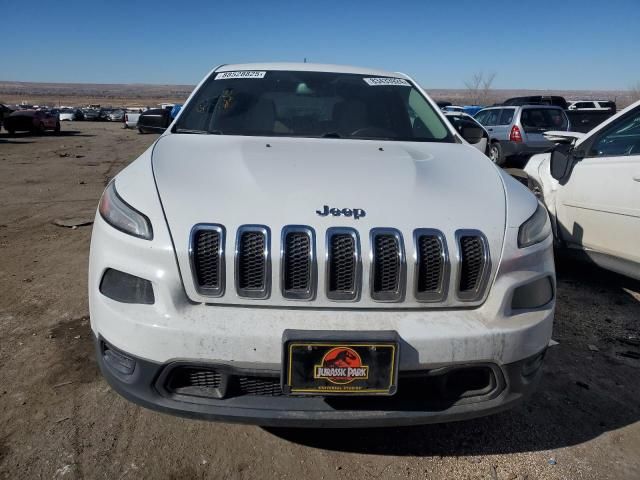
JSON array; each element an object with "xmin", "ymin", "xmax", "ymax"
[{"xmin": 4, "ymin": 109, "xmax": 60, "ymax": 135}]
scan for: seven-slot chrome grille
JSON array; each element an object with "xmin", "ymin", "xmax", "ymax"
[{"xmin": 190, "ymin": 225, "xmax": 491, "ymax": 304}]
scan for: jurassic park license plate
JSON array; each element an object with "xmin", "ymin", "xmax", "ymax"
[{"xmin": 283, "ymin": 339, "xmax": 399, "ymax": 396}]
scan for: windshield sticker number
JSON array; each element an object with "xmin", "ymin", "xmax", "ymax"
[
  {"xmin": 363, "ymin": 77, "xmax": 410, "ymax": 87},
  {"xmin": 215, "ymin": 71, "xmax": 267, "ymax": 80}
]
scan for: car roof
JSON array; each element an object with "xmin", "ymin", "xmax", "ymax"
[
  {"xmin": 444, "ymin": 111, "xmax": 472, "ymax": 118},
  {"xmin": 216, "ymin": 62, "xmax": 408, "ymax": 79},
  {"xmin": 479, "ymin": 105, "xmax": 563, "ymax": 111}
]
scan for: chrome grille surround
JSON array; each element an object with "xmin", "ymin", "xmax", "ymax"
[
  {"xmin": 413, "ymin": 228, "xmax": 449, "ymax": 303},
  {"xmin": 235, "ymin": 225, "xmax": 271, "ymax": 299},
  {"xmin": 325, "ymin": 227, "xmax": 362, "ymax": 302},
  {"xmin": 189, "ymin": 224, "xmax": 225, "ymax": 297},
  {"xmin": 370, "ymin": 228, "xmax": 406, "ymax": 302},
  {"xmin": 455, "ymin": 229, "xmax": 491, "ymax": 302},
  {"xmin": 280, "ymin": 225, "xmax": 317, "ymax": 300}
]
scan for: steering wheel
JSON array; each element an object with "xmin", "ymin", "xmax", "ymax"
[{"xmin": 350, "ymin": 127, "xmax": 396, "ymax": 138}]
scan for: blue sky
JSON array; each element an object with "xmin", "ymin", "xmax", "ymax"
[{"xmin": 2, "ymin": 0, "xmax": 639, "ymax": 90}]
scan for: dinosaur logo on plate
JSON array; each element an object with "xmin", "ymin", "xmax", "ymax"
[{"xmin": 314, "ymin": 347, "xmax": 369, "ymax": 385}]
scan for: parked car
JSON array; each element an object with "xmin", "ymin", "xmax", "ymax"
[
  {"xmin": 567, "ymin": 100, "xmax": 616, "ymax": 112},
  {"xmin": 124, "ymin": 108, "xmax": 144, "ymax": 129},
  {"xmin": 90, "ymin": 62, "xmax": 555, "ymax": 427},
  {"xmin": 0, "ymin": 103, "xmax": 14, "ymax": 130},
  {"xmin": 59, "ymin": 108, "xmax": 77, "ymax": 121},
  {"xmin": 99, "ymin": 109, "xmax": 112, "ymax": 121},
  {"xmin": 502, "ymin": 96, "xmax": 615, "ymax": 134},
  {"xmin": 474, "ymin": 105, "xmax": 570, "ymax": 165},
  {"xmin": 83, "ymin": 109, "xmax": 100, "ymax": 121},
  {"xmin": 502, "ymin": 96, "xmax": 569, "ymax": 110},
  {"xmin": 137, "ymin": 108, "xmax": 171, "ymax": 133},
  {"xmin": 4, "ymin": 109, "xmax": 60, "ymax": 135},
  {"xmin": 524, "ymin": 99, "xmax": 640, "ymax": 280},
  {"xmin": 442, "ymin": 105, "xmax": 464, "ymax": 113},
  {"xmin": 443, "ymin": 111, "xmax": 491, "ymax": 158},
  {"xmin": 108, "ymin": 109, "xmax": 125, "ymax": 122}
]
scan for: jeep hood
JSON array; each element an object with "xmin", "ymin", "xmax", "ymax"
[{"xmin": 152, "ymin": 134, "xmax": 506, "ymax": 308}]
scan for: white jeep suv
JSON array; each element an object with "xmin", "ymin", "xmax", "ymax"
[{"xmin": 89, "ymin": 63, "xmax": 555, "ymax": 427}]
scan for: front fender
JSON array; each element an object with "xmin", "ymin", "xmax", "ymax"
[{"xmin": 524, "ymin": 153, "xmax": 562, "ymax": 241}]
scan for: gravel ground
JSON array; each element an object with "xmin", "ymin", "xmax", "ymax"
[{"xmin": 0, "ymin": 121, "xmax": 639, "ymax": 480}]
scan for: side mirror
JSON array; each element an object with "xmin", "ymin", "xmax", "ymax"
[
  {"xmin": 460, "ymin": 126, "xmax": 484, "ymax": 144},
  {"xmin": 550, "ymin": 144, "xmax": 574, "ymax": 181}
]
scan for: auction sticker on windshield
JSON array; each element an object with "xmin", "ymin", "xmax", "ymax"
[
  {"xmin": 215, "ymin": 71, "xmax": 267, "ymax": 80},
  {"xmin": 363, "ymin": 77, "xmax": 411, "ymax": 86}
]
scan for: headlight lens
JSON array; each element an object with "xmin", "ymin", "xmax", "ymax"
[
  {"xmin": 99, "ymin": 181, "xmax": 153, "ymax": 240},
  {"xmin": 518, "ymin": 203, "xmax": 551, "ymax": 248}
]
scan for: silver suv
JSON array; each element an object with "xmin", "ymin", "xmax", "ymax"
[{"xmin": 474, "ymin": 105, "xmax": 570, "ymax": 165}]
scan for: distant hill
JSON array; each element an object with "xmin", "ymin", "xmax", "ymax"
[{"xmin": 0, "ymin": 80, "xmax": 634, "ymax": 109}]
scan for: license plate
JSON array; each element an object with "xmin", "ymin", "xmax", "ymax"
[{"xmin": 282, "ymin": 331, "xmax": 399, "ymax": 396}]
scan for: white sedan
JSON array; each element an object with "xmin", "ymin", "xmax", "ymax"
[{"xmin": 525, "ymin": 100, "xmax": 640, "ymax": 279}]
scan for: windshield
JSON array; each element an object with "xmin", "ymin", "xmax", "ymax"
[{"xmin": 174, "ymin": 70, "xmax": 453, "ymax": 142}]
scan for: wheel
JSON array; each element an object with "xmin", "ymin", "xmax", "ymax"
[
  {"xmin": 487, "ymin": 142, "xmax": 505, "ymax": 166},
  {"xmin": 33, "ymin": 122, "xmax": 45, "ymax": 135},
  {"xmin": 138, "ymin": 127, "xmax": 145, "ymax": 134},
  {"xmin": 54, "ymin": 122, "xmax": 61, "ymax": 134}
]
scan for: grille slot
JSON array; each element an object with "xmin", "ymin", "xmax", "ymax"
[
  {"xmin": 190, "ymin": 224, "xmax": 225, "ymax": 297},
  {"xmin": 166, "ymin": 367, "xmax": 223, "ymax": 398},
  {"xmin": 370, "ymin": 228, "xmax": 405, "ymax": 302},
  {"xmin": 414, "ymin": 229, "xmax": 448, "ymax": 302},
  {"xmin": 456, "ymin": 230, "xmax": 490, "ymax": 301},
  {"xmin": 235, "ymin": 376, "xmax": 283, "ymax": 396},
  {"xmin": 326, "ymin": 228, "xmax": 361, "ymax": 301},
  {"xmin": 235, "ymin": 225, "xmax": 270, "ymax": 299},
  {"xmin": 281, "ymin": 226, "xmax": 316, "ymax": 300}
]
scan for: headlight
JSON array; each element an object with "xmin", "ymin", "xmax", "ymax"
[
  {"xmin": 99, "ymin": 181, "xmax": 153, "ymax": 240},
  {"xmin": 518, "ymin": 203, "xmax": 551, "ymax": 248}
]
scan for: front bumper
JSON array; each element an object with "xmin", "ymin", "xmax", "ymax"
[{"xmin": 96, "ymin": 335, "xmax": 546, "ymax": 427}]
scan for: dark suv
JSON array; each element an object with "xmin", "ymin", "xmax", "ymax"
[{"xmin": 474, "ymin": 105, "xmax": 570, "ymax": 165}]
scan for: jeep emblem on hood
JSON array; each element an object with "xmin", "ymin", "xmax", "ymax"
[{"xmin": 316, "ymin": 205, "xmax": 366, "ymax": 220}]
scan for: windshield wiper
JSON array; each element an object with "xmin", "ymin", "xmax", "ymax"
[
  {"xmin": 173, "ymin": 128, "xmax": 224, "ymax": 135},
  {"xmin": 173, "ymin": 128, "xmax": 208, "ymax": 134},
  {"xmin": 320, "ymin": 132, "xmax": 342, "ymax": 138}
]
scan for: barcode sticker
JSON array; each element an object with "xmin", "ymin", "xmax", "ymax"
[
  {"xmin": 363, "ymin": 77, "xmax": 411, "ymax": 87},
  {"xmin": 215, "ymin": 71, "xmax": 267, "ymax": 80}
]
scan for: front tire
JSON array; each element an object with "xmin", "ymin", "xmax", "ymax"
[
  {"xmin": 33, "ymin": 122, "xmax": 45, "ymax": 135},
  {"xmin": 55, "ymin": 122, "xmax": 61, "ymax": 134},
  {"xmin": 487, "ymin": 142, "xmax": 505, "ymax": 166}
]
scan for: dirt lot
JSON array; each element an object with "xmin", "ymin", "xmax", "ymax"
[{"xmin": 0, "ymin": 122, "xmax": 639, "ymax": 480}]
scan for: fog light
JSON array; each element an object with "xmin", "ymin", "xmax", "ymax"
[
  {"xmin": 102, "ymin": 342, "xmax": 136, "ymax": 375},
  {"xmin": 99, "ymin": 268, "xmax": 154, "ymax": 304},
  {"xmin": 511, "ymin": 276, "xmax": 553, "ymax": 310}
]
